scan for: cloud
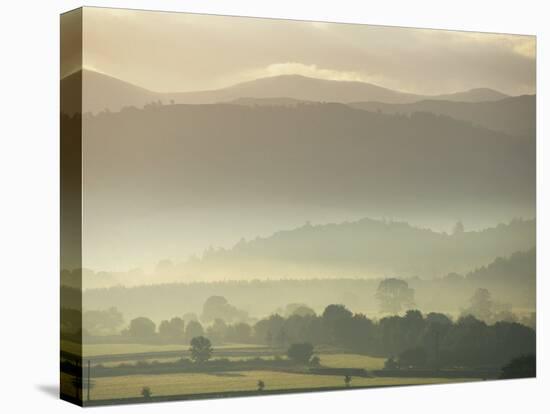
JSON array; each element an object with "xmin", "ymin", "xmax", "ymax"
[
  {"xmin": 81, "ymin": 7, "xmax": 536, "ymax": 95},
  {"xmin": 511, "ymin": 37, "xmax": 536, "ymax": 59},
  {"xmin": 242, "ymin": 62, "xmax": 385, "ymax": 84},
  {"xmin": 433, "ymin": 30, "xmax": 536, "ymax": 59}
]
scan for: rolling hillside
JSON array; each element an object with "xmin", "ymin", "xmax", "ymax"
[
  {"xmin": 349, "ymin": 95, "xmax": 535, "ymax": 137},
  {"xmin": 182, "ymin": 218, "xmax": 535, "ymax": 280},
  {"xmin": 62, "ymin": 70, "xmax": 510, "ymax": 114}
]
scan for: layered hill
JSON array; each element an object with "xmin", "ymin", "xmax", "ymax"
[
  {"xmin": 62, "ymin": 70, "xmax": 510, "ymax": 114},
  {"xmin": 81, "ymin": 245, "xmax": 536, "ymax": 321},
  {"xmin": 76, "ymin": 99, "xmax": 534, "ymax": 276},
  {"xmin": 349, "ymin": 95, "xmax": 535, "ymax": 137},
  {"xmin": 82, "ymin": 102, "xmax": 534, "ymax": 210},
  {"xmin": 181, "ymin": 218, "xmax": 535, "ymax": 280}
]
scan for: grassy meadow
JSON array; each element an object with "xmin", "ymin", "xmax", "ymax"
[
  {"xmin": 85, "ymin": 371, "xmax": 477, "ymax": 400},
  {"xmin": 60, "ymin": 340, "xmax": 481, "ymax": 403}
]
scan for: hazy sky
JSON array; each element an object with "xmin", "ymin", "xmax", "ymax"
[{"xmin": 80, "ymin": 7, "xmax": 536, "ymax": 96}]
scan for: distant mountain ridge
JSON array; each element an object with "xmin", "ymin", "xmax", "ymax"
[
  {"xmin": 229, "ymin": 95, "xmax": 535, "ymax": 137},
  {"xmin": 434, "ymin": 88, "xmax": 508, "ymax": 102},
  {"xmin": 61, "ymin": 69, "xmax": 510, "ymax": 114},
  {"xmin": 180, "ymin": 218, "xmax": 535, "ymax": 280},
  {"xmin": 62, "ymin": 70, "xmax": 157, "ymax": 115},
  {"xmin": 82, "ymin": 101, "xmax": 535, "ymax": 207},
  {"xmin": 349, "ymin": 95, "xmax": 535, "ymax": 137},
  {"xmin": 81, "ymin": 101, "xmax": 535, "ymax": 249}
]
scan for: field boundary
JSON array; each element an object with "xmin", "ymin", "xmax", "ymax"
[{"xmin": 83, "ymin": 381, "xmax": 471, "ymax": 407}]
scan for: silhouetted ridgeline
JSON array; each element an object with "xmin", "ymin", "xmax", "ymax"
[
  {"xmin": 83, "ymin": 102, "xmax": 534, "ymax": 214},
  {"xmin": 349, "ymin": 95, "xmax": 535, "ymax": 137},
  {"xmin": 232, "ymin": 95, "xmax": 535, "ymax": 137},
  {"xmin": 62, "ymin": 70, "xmax": 511, "ymax": 114}
]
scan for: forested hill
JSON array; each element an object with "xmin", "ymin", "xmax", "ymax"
[
  {"xmin": 349, "ymin": 95, "xmax": 535, "ymax": 137},
  {"xmin": 78, "ymin": 100, "xmax": 535, "ymax": 276},
  {"xmin": 83, "ymin": 102, "xmax": 535, "ymax": 225},
  {"xmin": 230, "ymin": 95, "xmax": 534, "ymax": 137},
  {"xmin": 466, "ymin": 248, "xmax": 535, "ymax": 282},
  {"xmin": 183, "ymin": 218, "xmax": 535, "ymax": 280}
]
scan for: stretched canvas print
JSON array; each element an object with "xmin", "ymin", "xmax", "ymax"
[{"xmin": 60, "ymin": 6, "xmax": 536, "ymax": 406}]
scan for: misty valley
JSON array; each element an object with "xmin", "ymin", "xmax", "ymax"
[{"xmin": 60, "ymin": 13, "xmax": 536, "ymax": 404}]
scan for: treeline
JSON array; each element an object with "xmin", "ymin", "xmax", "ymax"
[
  {"xmin": 83, "ymin": 304, "xmax": 535, "ymax": 369},
  {"xmin": 80, "ymin": 248, "xmax": 535, "ymax": 323},
  {"xmin": 251, "ymin": 306, "xmax": 535, "ymax": 368},
  {"xmin": 86, "ymin": 313, "xmax": 255, "ymax": 346}
]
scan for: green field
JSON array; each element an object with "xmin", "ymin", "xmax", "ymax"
[
  {"xmin": 319, "ymin": 354, "xmax": 386, "ymax": 370},
  {"xmin": 83, "ymin": 371, "xmax": 477, "ymax": 400},
  {"xmin": 61, "ymin": 342, "xmax": 480, "ymax": 403},
  {"xmin": 63, "ymin": 340, "xmax": 391, "ymax": 373}
]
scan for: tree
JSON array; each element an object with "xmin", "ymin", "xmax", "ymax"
[
  {"xmin": 201, "ymin": 296, "xmax": 230, "ymax": 323},
  {"xmin": 182, "ymin": 312, "xmax": 199, "ymax": 323},
  {"xmin": 310, "ymin": 355, "xmax": 321, "ymax": 366},
  {"xmin": 257, "ymin": 380, "xmax": 265, "ymax": 391},
  {"xmin": 276, "ymin": 328, "xmax": 289, "ymax": 346},
  {"xmin": 206, "ymin": 318, "xmax": 228, "ymax": 344},
  {"xmin": 285, "ymin": 303, "xmax": 316, "ymax": 317},
  {"xmin": 226, "ymin": 322, "xmax": 252, "ymax": 343},
  {"xmin": 124, "ymin": 317, "xmax": 156, "ymax": 338},
  {"xmin": 425, "ymin": 312, "xmax": 452, "ymax": 326},
  {"xmin": 158, "ymin": 317, "xmax": 185, "ymax": 342},
  {"xmin": 292, "ymin": 306, "xmax": 316, "ymax": 317},
  {"xmin": 401, "ymin": 310, "xmax": 425, "ymax": 350},
  {"xmin": 424, "ymin": 313, "xmax": 452, "ymax": 368},
  {"xmin": 287, "ymin": 342, "xmax": 314, "ymax": 364},
  {"xmin": 141, "ymin": 386, "xmax": 152, "ymax": 399},
  {"xmin": 201, "ymin": 296, "xmax": 248, "ymax": 324},
  {"xmin": 452, "ymin": 220, "xmax": 465, "ymax": 235},
  {"xmin": 253, "ymin": 314, "xmax": 284, "ymax": 344},
  {"xmin": 185, "ymin": 320, "xmax": 204, "ymax": 341},
  {"xmin": 463, "ymin": 288, "xmax": 493, "ymax": 321},
  {"xmin": 398, "ymin": 346, "xmax": 428, "ymax": 368},
  {"xmin": 384, "ymin": 357, "xmax": 399, "ymax": 370},
  {"xmin": 83, "ymin": 307, "xmax": 124, "ymax": 336},
  {"xmin": 375, "ymin": 278, "xmax": 415, "ymax": 314},
  {"xmin": 189, "ymin": 336, "xmax": 213, "ymax": 364},
  {"xmin": 322, "ymin": 304, "xmax": 353, "ymax": 343},
  {"xmin": 344, "ymin": 375, "xmax": 352, "ymax": 387},
  {"xmin": 500, "ymin": 354, "xmax": 536, "ymax": 379},
  {"xmin": 322, "ymin": 304, "xmax": 353, "ymax": 324}
]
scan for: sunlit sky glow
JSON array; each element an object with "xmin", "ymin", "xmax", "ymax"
[{"xmin": 78, "ymin": 7, "xmax": 536, "ymax": 96}]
